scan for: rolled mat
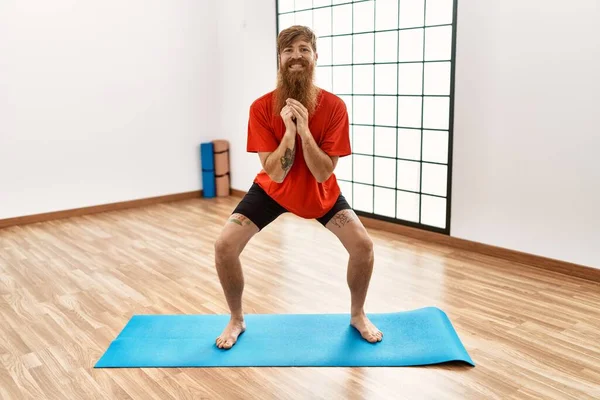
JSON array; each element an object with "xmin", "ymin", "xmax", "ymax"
[
  {"xmin": 212, "ymin": 139, "xmax": 230, "ymax": 197},
  {"xmin": 200, "ymin": 142, "xmax": 215, "ymax": 198},
  {"xmin": 94, "ymin": 307, "xmax": 474, "ymax": 368}
]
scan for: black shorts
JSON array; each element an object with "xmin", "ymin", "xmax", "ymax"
[{"xmin": 231, "ymin": 182, "xmax": 352, "ymax": 231}]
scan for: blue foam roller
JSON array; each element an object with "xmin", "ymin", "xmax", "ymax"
[
  {"xmin": 94, "ymin": 307, "xmax": 474, "ymax": 368},
  {"xmin": 200, "ymin": 142, "xmax": 215, "ymax": 198}
]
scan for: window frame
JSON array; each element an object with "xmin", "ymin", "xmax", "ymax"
[{"xmin": 274, "ymin": 0, "xmax": 458, "ymax": 235}]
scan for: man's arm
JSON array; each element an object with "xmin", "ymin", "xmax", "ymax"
[
  {"xmin": 287, "ymin": 98, "xmax": 340, "ymax": 183},
  {"xmin": 300, "ymin": 134, "xmax": 338, "ymax": 183},
  {"xmin": 258, "ymin": 130, "xmax": 296, "ymax": 183}
]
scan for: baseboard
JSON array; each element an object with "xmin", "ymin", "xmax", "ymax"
[
  {"xmin": 0, "ymin": 190, "xmax": 202, "ymax": 229},
  {"xmin": 358, "ymin": 216, "xmax": 600, "ymax": 283},
  {"xmin": 231, "ymin": 189, "xmax": 246, "ymax": 198}
]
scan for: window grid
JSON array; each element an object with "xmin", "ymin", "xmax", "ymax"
[
  {"xmin": 278, "ymin": 0, "xmax": 374, "ymax": 15},
  {"xmin": 337, "ymin": 179, "xmax": 446, "ymax": 199},
  {"xmin": 351, "ymin": 2, "xmax": 355, "ymax": 212},
  {"xmin": 350, "ymin": 152, "xmax": 447, "ymax": 166},
  {"xmin": 371, "ymin": 0, "xmax": 375, "ymax": 216},
  {"xmin": 276, "ymin": 0, "xmax": 456, "ymax": 234},
  {"xmin": 353, "ymin": 123, "xmax": 447, "ymax": 131},
  {"xmin": 394, "ymin": 0, "xmax": 401, "ymax": 223},
  {"xmin": 419, "ymin": 1, "xmax": 426, "ymax": 224},
  {"xmin": 337, "ymin": 93, "xmax": 449, "ymax": 97},
  {"xmin": 317, "ymin": 60, "xmax": 451, "ymax": 67},
  {"xmin": 317, "ymin": 23, "xmax": 453, "ymax": 38}
]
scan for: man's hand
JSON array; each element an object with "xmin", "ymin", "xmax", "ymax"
[
  {"xmin": 285, "ymin": 98, "xmax": 338, "ymax": 183},
  {"xmin": 286, "ymin": 98, "xmax": 310, "ymax": 139},
  {"xmin": 280, "ymin": 104, "xmax": 297, "ymax": 135}
]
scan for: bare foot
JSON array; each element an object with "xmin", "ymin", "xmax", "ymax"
[
  {"xmin": 216, "ymin": 317, "xmax": 246, "ymax": 349},
  {"xmin": 350, "ymin": 313, "xmax": 383, "ymax": 343}
]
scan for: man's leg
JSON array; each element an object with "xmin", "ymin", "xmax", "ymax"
[
  {"xmin": 214, "ymin": 183, "xmax": 287, "ymax": 349},
  {"xmin": 214, "ymin": 213, "xmax": 258, "ymax": 349},
  {"xmin": 321, "ymin": 205, "xmax": 383, "ymax": 343}
]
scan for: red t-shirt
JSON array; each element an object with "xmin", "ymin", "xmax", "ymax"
[{"xmin": 246, "ymin": 89, "xmax": 351, "ymax": 219}]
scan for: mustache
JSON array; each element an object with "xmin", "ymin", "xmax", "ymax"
[{"xmin": 285, "ymin": 58, "xmax": 309, "ymax": 68}]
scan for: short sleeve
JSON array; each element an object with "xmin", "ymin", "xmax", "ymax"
[
  {"xmin": 320, "ymin": 99, "xmax": 351, "ymax": 157},
  {"xmin": 246, "ymin": 100, "xmax": 278, "ymax": 153}
]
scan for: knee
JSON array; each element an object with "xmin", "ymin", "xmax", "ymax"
[
  {"xmin": 214, "ymin": 235, "xmax": 240, "ymax": 262},
  {"xmin": 349, "ymin": 235, "xmax": 374, "ymax": 261}
]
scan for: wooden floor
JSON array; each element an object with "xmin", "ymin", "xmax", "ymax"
[{"xmin": 1, "ymin": 196, "xmax": 599, "ymax": 399}]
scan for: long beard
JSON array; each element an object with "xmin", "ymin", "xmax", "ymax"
[{"xmin": 273, "ymin": 58, "xmax": 320, "ymax": 117}]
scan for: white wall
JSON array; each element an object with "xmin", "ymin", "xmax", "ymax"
[
  {"xmin": 0, "ymin": 0, "xmax": 218, "ymax": 219},
  {"xmin": 452, "ymin": 0, "xmax": 600, "ymax": 268},
  {"xmin": 215, "ymin": 0, "xmax": 277, "ymax": 192}
]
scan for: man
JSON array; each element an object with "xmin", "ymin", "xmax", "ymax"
[{"xmin": 214, "ymin": 25, "xmax": 382, "ymax": 349}]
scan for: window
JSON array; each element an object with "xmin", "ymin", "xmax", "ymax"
[{"xmin": 276, "ymin": 0, "xmax": 456, "ymax": 234}]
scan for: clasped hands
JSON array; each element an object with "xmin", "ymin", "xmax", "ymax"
[{"xmin": 280, "ymin": 98, "xmax": 310, "ymax": 139}]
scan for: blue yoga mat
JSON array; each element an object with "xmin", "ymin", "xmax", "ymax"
[{"xmin": 94, "ymin": 307, "xmax": 474, "ymax": 368}]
